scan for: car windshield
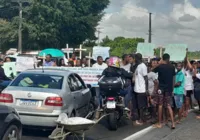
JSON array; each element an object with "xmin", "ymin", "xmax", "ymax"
[{"xmin": 11, "ymin": 73, "xmax": 63, "ymax": 89}]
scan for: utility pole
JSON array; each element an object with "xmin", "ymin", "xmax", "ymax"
[
  {"xmin": 148, "ymin": 12, "xmax": 152, "ymax": 43},
  {"xmin": 18, "ymin": 1, "xmax": 22, "ymax": 54},
  {"xmin": 11, "ymin": 0, "xmax": 29, "ymax": 54},
  {"xmin": 97, "ymin": 29, "xmax": 101, "ymax": 45},
  {"xmin": 97, "ymin": 27, "xmax": 102, "ymax": 45}
]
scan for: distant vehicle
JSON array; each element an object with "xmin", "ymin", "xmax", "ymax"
[
  {"xmin": 0, "ymin": 68, "xmax": 95, "ymax": 128},
  {"xmin": 0, "ymin": 105, "xmax": 22, "ymax": 140}
]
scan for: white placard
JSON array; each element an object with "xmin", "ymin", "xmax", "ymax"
[
  {"xmin": 2, "ymin": 62, "xmax": 17, "ymax": 78},
  {"xmin": 16, "ymin": 56, "xmax": 35, "ymax": 72},
  {"xmin": 92, "ymin": 46, "xmax": 110, "ymax": 60}
]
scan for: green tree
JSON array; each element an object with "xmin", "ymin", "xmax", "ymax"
[
  {"xmin": 100, "ymin": 35, "xmax": 112, "ymax": 46},
  {"xmin": 0, "ymin": 0, "xmax": 109, "ymax": 52}
]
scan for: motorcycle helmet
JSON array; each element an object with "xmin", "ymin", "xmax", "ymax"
[{"xmin": 108, "ymin": 56, "xmax": 120, "ymax": 68}]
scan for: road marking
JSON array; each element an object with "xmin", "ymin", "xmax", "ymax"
[
  {"xmin": 123, "ymin": 126, "xmax": 155, "ymax": 140},
  {"xmin": 123, "ymin": 107, "xmax": 198, "ymax": 140}
]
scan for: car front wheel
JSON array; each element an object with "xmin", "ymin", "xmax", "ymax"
[{"xmin": 2, "ymin": 125, "xmax": 21, "ymax": 140}]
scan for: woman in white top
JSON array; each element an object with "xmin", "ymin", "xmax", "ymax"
[{"xmin": 183, "ymin": 55, "xmax": 194, "ymax": 117}]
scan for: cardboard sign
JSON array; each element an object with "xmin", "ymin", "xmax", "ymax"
[
  {"xmin": 164, "ymin": 44, "xmax": 187, "ymax": 61},
  {"xmin": 92, "ymin": 46, "xmax": 110, "ymax": 60},
  {"xmin": 136, "ymin": 43, "xmax": 156, "ymax": 58},
  {"xmin": 43, "ymin": 67, "xmax": 104, "ymax": 87},
  {"xmin": 2, "ymin": 62, "xmax": 17, "ymax": 78},
  {"xmin": 16, "ymin": 56, "xmax": 36, "ymax": 72}
]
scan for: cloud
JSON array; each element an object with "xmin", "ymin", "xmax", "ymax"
[
  {"xmin": 179, "ymin": 14, "xmax": 196, "ymax": 21},
  {"xmin": 98, "ymin": 0, "xmax": 200, "ymax": 51}
]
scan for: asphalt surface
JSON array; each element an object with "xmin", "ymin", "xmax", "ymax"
[
  {"xmin": 22, "ymin": 116, "xmax": 150, "ymax": 140},
  {"xmin": 135, "ymin": 110, "xmax": 200, "ymax": 140}
]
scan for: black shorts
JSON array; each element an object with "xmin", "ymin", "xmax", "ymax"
[
  {"xmin": 135, "ymin": 93, "xmax": 147, "ymax": 109},
  {"xmin": 186, "ymin": 90, "xmax": 193, "ymax": 98}
]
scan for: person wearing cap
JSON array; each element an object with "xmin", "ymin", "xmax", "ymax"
[{"xmin": 0, "ymin": 59, "xmax": 11, "ymax": 87}]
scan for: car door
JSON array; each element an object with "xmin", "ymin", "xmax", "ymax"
[
  {"xmin": 73, "ymin": 74, "xmax": 91, "ymax": 116},
  {"xmin": 67, "ymin": 74, "xmax": 82, "ymax": 117}
]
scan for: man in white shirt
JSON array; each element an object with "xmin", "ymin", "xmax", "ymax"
[
  {"xmin": 92, "ymin": 56, "xmax": 108, "ymax": 69},
  {"xmin": 120, "ymin": 54, "xmax": 131, "ymax": 72},
  {"xmin": 92, "ymin": 56, "xmax": 107, "ymax": 116},
  {"xmin": 134, "ymin": 53, "xmax": 148, "ymax": 124}
]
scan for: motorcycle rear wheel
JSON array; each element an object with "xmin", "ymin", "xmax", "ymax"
[{"xmin": 108, "ymin": 112, "xmax": 118, "ymax": 131}]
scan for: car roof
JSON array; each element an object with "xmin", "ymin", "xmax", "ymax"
[{"xmin": 20, "ymin": 68, "xmax": 73, "ymax": 76}]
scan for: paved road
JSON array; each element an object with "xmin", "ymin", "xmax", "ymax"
[
  {"xmin": 22, "ymin": 117, "xmax": 150, "ymax": 140},
  {"xmin": 135, "ymin": 111, "xmax": 200, "ymax": 140}
]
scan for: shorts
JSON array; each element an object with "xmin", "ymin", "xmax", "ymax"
[
  {"xmin": 154, "ymin": 93, "xmax": 172, "ymax": 107},
  {"xmin": 186, "ymin": 90, "xmax": 193, "ymax": 98},
  {"xmin": 174, "ymin": 94, "xmax": 184, "ymax": 109},
  {"xmin": 135, "ymin": 93, "xmax": 147, "ymax": 109}
]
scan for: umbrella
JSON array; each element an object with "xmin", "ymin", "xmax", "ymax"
[{"xmin": 38, "ymin": 49, "xmax": 65, "ymax": 57}]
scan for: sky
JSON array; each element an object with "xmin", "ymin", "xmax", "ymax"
[{"xmin": 98, "ymin": 0, "xmax": 200, "ymax": 51}]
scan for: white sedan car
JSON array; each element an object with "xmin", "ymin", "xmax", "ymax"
[{"xmin": 0, "ymin": 68, "xmax": 95, "ymax": 127}]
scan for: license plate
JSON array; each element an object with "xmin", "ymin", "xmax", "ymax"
[
  {"xmin": 19, "ymin": 100, "xmax": 39, "ymax": 107},
  {"xmin": 106, "ymin": 101, "xmax": 116, "ymax": 109}
]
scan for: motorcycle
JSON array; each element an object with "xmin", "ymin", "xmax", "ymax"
[{"xmin": 98, "ymin": 76, "xmax": 126, "ymax": 131}]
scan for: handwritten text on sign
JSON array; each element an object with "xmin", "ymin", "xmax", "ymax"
[
  {"xmin": 16, "ymin": 56, "xmax": 36, "ymax": 72},
  {"xmin": 43, "ymin": 67, "xmax": 104, "ymax": 87},
  {"xmin": 92, "ymin": 46, "xmax": 110, "ymax": 60}
]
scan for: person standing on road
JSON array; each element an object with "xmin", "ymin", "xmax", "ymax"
[
  {"xmin": 134, "ymin": 53, "xmax": 148, "ymax": 125},
  {"xmin": 92, "ymin": 56, "xmax": 108, "ymax": 69},
  {"xmin": 183, "ymin": 54, "xmax": 194, "ymax": 117},
  {"xmin": 173, "ymin": 62, "xmax": 185, "ymax": 124},
  {"xmin": 69, "ymin": 53, "xmax": 77, "ymax": 66},
  {"xmin": 0, "ymin": 59, "xmax": 11, "ymax": 87},
  {"xmin": 193, "ymin": 68, "xmax": 200, "ymax": 119},
  {"xmin": 120, "ymin": 54, "xmax": 131, "ymax": 72},
  {"xmin": 43, "ymin": 54, "xmax": 56, "ymax": 66},
  {"xmin": 153, "ymin": 53, "xmax": 176, "ymax": 129},
  {"xmin": 81, "ymin": 57, "xmax": 88, "ymax": 67},
  {"xmin": 147, "ymin": 58, "xmax": 159, "ymax": 123},
  {"xmin": 129, "ymin": 54, "xmax": 141, "ymax": 125}
]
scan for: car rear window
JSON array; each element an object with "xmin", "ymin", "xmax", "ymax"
[{"xmin": 11, "ymin": 73, "xmax": 63, "ymax": 89}]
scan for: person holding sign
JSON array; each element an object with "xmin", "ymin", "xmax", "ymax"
[
  {"xmin": 92, "ymin": 56, "xmax": 107, "ymax": 69},
  {"xmin": 0, "ymin": 59, "xmax": 11, "ymax": 87},
  {"xmin": 43, "ymin": 54, "xmax": 57, "ymax": 67}
]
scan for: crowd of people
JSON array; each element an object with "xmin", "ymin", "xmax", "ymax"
[
  {"xmin": 1, "ymin": 50, "xmax": 200, "ymax": 130},
  {"xmin": 39, "ymin": 51, "xmax": 200, "ymax": 129},
  {"xmin": 93, "ymin": 52, "xmax": 200, "ymax": 129},
  {"xmin": 39, "ymin": 53, "xmax": 109, "ymax": 68}
]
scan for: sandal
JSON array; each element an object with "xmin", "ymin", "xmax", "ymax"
[
  {"xmin": 153, "ymin": 123, "xmax": 162, "ymax": 128},
  {"xmin": 171, "ymin": 125, "xmax": 175, "ymax": 129},
  {"xmin": 176, "ymin": 120, "xmax": 181, "ymax": 124},
  {"xmin": 133, "ymin": 120, "xmax": 143, "ymax": 126}
]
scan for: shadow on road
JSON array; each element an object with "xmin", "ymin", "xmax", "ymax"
[{"xmin": 22, "ymin": 128, "xmax": 51, "ymax": 140}]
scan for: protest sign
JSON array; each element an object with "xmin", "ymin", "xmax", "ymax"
[
  {"xmin": 2, "ymin": 62, "xmax": 17, "ymax": 78},
  {"xmin": 164, "ymin": 44, "xmax": 187, "ymax": 61},
  {"xmin": 136, "ymin": 43, "xmax": 156, "ymax": 58},
  {"xmin": 16, "ymin": 56, "xmax": 36, "ymax": 72},
  {"xmin": 92, "ymin": 46, "xmax": 110, "ymax": 60},
  {"xmin": 43, "ymin": 67, "xmax": 104, "ymax": 87}
]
